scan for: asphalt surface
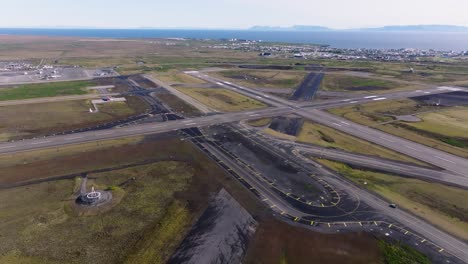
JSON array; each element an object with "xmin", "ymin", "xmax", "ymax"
[
  {"xmin": 0, "ymin": 107, "xmax": 293, "ymax": 155},
  {"xmin": 1, "ymin": 73, "xmax": 468, "ymax": 262},
  {"xmin": 200, "ymin": 126, "xmax": 468, "ymax": 263},
  {"xmin": 294, "ymin": 144, "xmax": 468, "ymax": 188},
  {"xmin": 188, "ymin": 71, "xmax": 468, "ymax": 177},
  {"xmin": 290, "ymin": 71, "xmax": 324, "ymax": 101},
  {"xmin": 0, "ymin": 93, "xmax": 118, "ymax": 106},
  {"xmin": 300, "ymin": 109, "xmax": 468, "ymax": 177}
]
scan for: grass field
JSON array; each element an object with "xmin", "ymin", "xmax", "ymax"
[
  {"xmin": 0, "ymin": 97, "xmax": 144, "ymax": 142},
  {"xmin": 0, "ymin": 134, "xmax": 258, "ymax": 263},
  {"xmin": 175, "ymin": 87, "xmax": 267, "ymax": 112},
  {"xmin": 321, "ymin": 74, "xmax": 405, "ymax": 93},
  {"xmin": 296, "ymin": 121, "xmax": 426, "ymax": 165},
  {"xmin": 247, "ymin": 118, "xmax": 272, "ymax": 127},
  {"xmin": 407, "ymin": 108, "xmax": 468, "ymax": 138},
  {"xmin": 211, "ymin": 70, "xmax": 308, "ymax": 89},
  {"xmin": 378, "ymin": 240, "xmax": 430, "ymax": 264},
  {"xmin": 319, "ymin": 160, "xmax": 468, "ymax": 240},
  {"xmin": 329, "ymin": 100, "xmax": 468, "ymax": 158},
  {"xmin": 0, "ymin": 80, "xmax": 94, "ymax": 101}
]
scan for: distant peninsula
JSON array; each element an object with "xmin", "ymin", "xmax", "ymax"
[{"xmin": 249, "ymin": 25, "xmax": 468, "ymax": 32}]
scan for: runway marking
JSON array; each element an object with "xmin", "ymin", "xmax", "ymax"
[
  {"xmin": 96, "ymin": 132, "xmax": 113, "ymax": 136},
  {"xmin": 342, "ymin": 99, "xmax": 351, "ymax": 102},
  {"xmin": 435, "ymin": 156, "xmax": 456, "ymax": 164},
  {"xmin": 359, "ymin": 222, "xmax": 362, "ymax": 226},
  {"xmin": 249, "ymin": 114, "xmax": 260, "ymax": 117},
  {"xmin": 439, "ymin": 248, "xmax": 444, "ymax": 253},
  {"xmin": 404, "ymin": 231, "xmax": 409, "ymax": 235},
  {"xmin": 0, "ymin": 145, "xmax": 16, "ymax": 149},
  {"xmin": 64, "ymin": 136, "xmax": 83, "ymax": 140},
  {"xmin": 421, "ymin": 239, "xmax": 426, "ymax": 243},
  {"xmin": 281, "ymin": 211, "xmax": 286, "ymax": 215},
  {"xmin": 380, "ymin": 137, "xmax": 395, "ymax": 143},
  {"xmin": 343, "ymin": 222, "xmax": 347, "ymax": 227},
  {"xmin": 372, "ymin": 97, "xmax": 387, "ymax": 101},
  {"xmin": 262, "ymin": 198, "xmax": 269, "ymax": 201},
  {"xmin": 327, "ymin": 223, "xmax": 331, "ymax": 228},
  {"xmin": 388, "ymin": 224, "xmax": 393, "ymax": 228},
  {"xmin": 340, "ymin": 121, "xmax": 350, "ymax": 125},
  {"xmin": 349, "ymin": 101, "xmax": 359, "ymax": 104},
  {"xmin": 128, "ymin": 128, "xmax": 142, "ymax": 131},
  {"xmin": 270, "ymin": 204, "xmax": 276, "ymax": 208},
  {"xmin": 364, "ymin": 95, "xmax": 378, "ymax": 99},
  {"xmin": 374, "ymin": 221, "xmax": 378, "ymax": 226},
  {"xmin": 185, "ymin": 123, "xmax": 197, "ymax": 126},
  {"xmin": 332, "ymin": 122, "xmax": 342, "ymax": 127},
  {"xmin": 31, "ymin": 141, "xmax": 51, "ymax": 145},
  {"xmin": 406, "ymin": 145, "xmax": 420, "ymax": 151}
]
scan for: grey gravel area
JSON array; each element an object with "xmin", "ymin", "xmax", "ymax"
[{"xmin": 169, "ymin": 189, "xmax": 257, "ymax": 264}]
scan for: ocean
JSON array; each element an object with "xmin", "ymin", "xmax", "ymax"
[{"xmin": 1, "ymin": 28, "xmax": 468, "ymax": 51}]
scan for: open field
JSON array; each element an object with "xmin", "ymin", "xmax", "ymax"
[
  {"xmin": 297, "ymin": 121, "xmax": 426, "ymax": 165},
  {"xmin": 329, "ymin": 99, "xmax": 468, "ymax": 158},
  {"xmin": 320, "ymin": 73, "xmax": 415, "ymax": 94},
  {"xmin": 319, "ymin": 160, "xmax": 468, "ymax": 240},
  {"xmin": 211, "ymin": 70, "xmax": 308, "ymax": 89},
  {"xmin": 244, "ymin": 218, "xmax": 381, "ymax": 264},
  {"xmin": 0, "ymin": 97, "xmax": 146, "ymax": 142},
  {"xmin": 155, "ymin": 93, "xmax": 201, "ymax": 117},
  {"xmin": 0, "ymin": 80, "xmax": 93, "ymax": 101},
  {"xmin": 154, "ymin": 70, "xmax": 209, "ymax": 85},
  {"xmin": 246, "ymin": 118, "xmax": 272, "ymax": 127},
  {"xmin": 174, "ymin": 87, "xmax": 267, "ymax": 112},
  {"xmin": 0, "ymin": 133, "xmax": 268, "ymax": 263}
]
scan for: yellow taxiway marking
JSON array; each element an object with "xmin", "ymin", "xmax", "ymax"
[
  {"xmin": 270, "ymin": 204, "xmax": 276, "ymax": 208},
  {"xmin": 421, "ymin": 239, "xmax": 426, "ymax": 243},
  {"xmin": 286, "ymin": 193, "xmax": 291, "ymax": 196},
  {"xmin": 262, "ymin": 198, "xmax": 269, "ymax": 201},
  {"xmin": 310, "ymin": 221, "xmax": 314, "ymax": 225},
  {"xmin": 388, "ymin": 224, "xmax": 393, "ymax": 228},
  {"xmin": 294, "ymin": 217, "xmax": 299, "ymax": 222},
  {"xmin": 404, "ymin": 231, "xmax": 409, "ymax": 235},
  {"xmin": 296, "ymin": 197, "xmax": 301, "ymax": 201},
  {"xmin": 343, "ymin": 222, "xmax": 347, "ymax": 227},
  {"xmin": 439, "ymin": 248, "xmax": 444, "ymax": 253},
  {"xmin": 327, "ymin": 223, "xmax": 331, "ymax": 228},
  {"xmin": 359, "ymin": 222, "xmax": 363, "ymax": 226},
  {"xmin": 321, "ymin": 203, "xmax": 324, "ymax": 207},
  {"xmin": 281, "ymin": 211, "xmax": 286, "ymax": 215},
  {"xmin": 374, "ymin": 221, "xmax": 378, "ymax": 226},
  {"xmin": 249, "ymin": 187, "xmax": 255, "ymax": 190},
  {"xmin": 307, "ymin": 202, "xmax": 313, "ymax": 205}
]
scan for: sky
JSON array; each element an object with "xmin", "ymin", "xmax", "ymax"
[{"xmin": 1, "ymin": 0, "xmax": 468, "ymax": 29}]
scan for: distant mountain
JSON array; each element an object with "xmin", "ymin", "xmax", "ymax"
[
  {"xmin": 363, "ymin": 25, "xmax": 468, "ymax": 32},
  {"xmin": 249, "ymin": 24, "xmax": 468, "ymax": 33},
  {"xmin": 249, "ymin": 25, "xmax": 332, "ymax": 32}
]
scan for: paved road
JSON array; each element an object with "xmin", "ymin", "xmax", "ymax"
[
  {"xmin": 0, "ymin": 107, "xmax": 292, "ymax": 155},
  {"xmin": 144, "ymin": 74, "xmax": 215, "ymax": 114},
  {"xmin": 0, "ymin": 93, "xmax": 118, "ymax": 106},
  {"xmin": 189, "ymin": 71, "xmax": 468, "ymax": 176},
  {"xmin": 300, "ymin": 109, "xmax": 468, "ymax": 177},
  {"xmin": 294, "ymin": 144, "xmax": 468, "ymax": 188},
  {"xmin": 205, "ymin": 130, "xmax": 468, "ymax": 263}
]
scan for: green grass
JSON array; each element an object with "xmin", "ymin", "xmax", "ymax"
[
  {"xmin": 297, "ymin": 121, "xmax": 426, "ymax": 165},
  {"xmin": 329, "ymin": 101, "xmax": 468, "ymax": 158},
  {"xmin": 0, "ymin": 162, "xmax": 194, "ymax": 263},
  {"xmin": 0, "ymin": 81, "xmax": 93, "ymax": 101},
  {"xmin": 321, "ymin": 74, "xmax": 398, "ymax": 93},
  {"xmin": 319, "ymin": 160, "xmax": 468, "ymax": 240},
  {"xmin": 212, "ymin": 70, "xmax": 308, "ymax": 89},
  {"xmin": 124, "ymin": 201, "xmax": 190, "ymax": 264},
  {"xmin": 175, "ymin": 87, "xmax": 267, "ymax": 112},
  {"xmin": 379, "ymin": 240, "xmax": 430, "ymax": 264},
  {"xmin": 0, "ymin": 99, "xmax": 139, "ymax": 142},
  {"xmin": 247, "ymin": 118, "xmax": 272, "ymax": 127}
]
